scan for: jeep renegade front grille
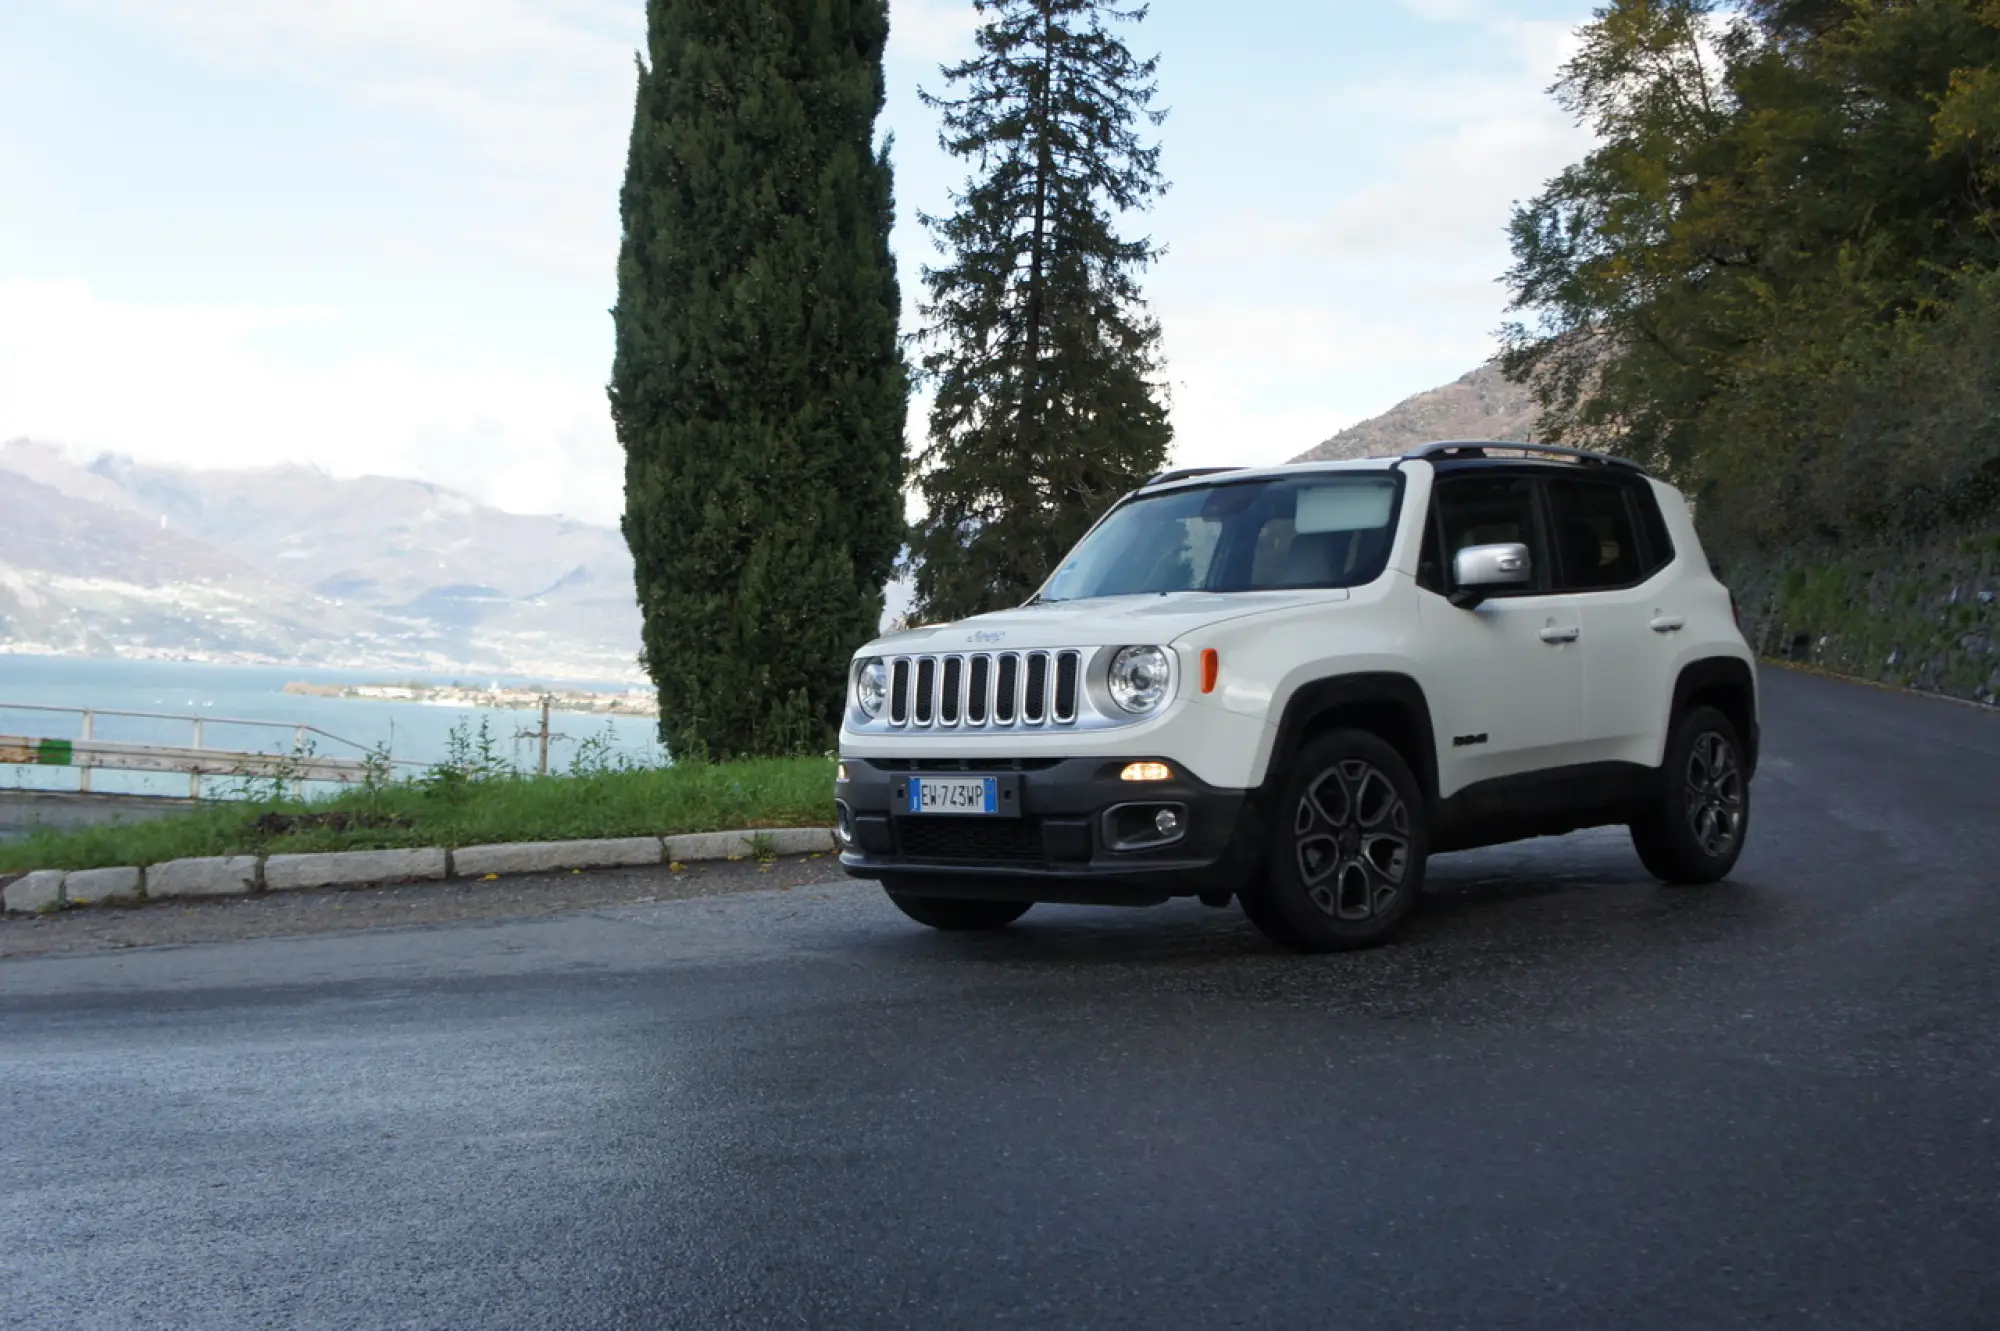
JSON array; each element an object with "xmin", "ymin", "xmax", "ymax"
[{"xmin": 886, "ymin": 650, "xmax": 1082, "ymax": 729}]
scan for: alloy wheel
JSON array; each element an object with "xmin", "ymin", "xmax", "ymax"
[
  {"xmin": 1684, "ymin": 730, "xmax": 1745, "ymax": 857},
  {"xmin": 1293, "ymin": 758, "xmax": 1412, "ymax": 921}
]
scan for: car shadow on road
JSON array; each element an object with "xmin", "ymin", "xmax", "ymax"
[{"xmin": 845, "ymin": 828, "xmax": 1778, "ymax": 986}]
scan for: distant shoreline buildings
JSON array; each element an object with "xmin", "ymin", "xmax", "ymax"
[{"xmin": 284, "ymin": 680, "xmax": 658, "ymax": 718}]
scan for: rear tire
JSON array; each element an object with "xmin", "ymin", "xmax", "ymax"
[
  {"xmin": 1630, "ymin": 704, "xmax": 1750, "ymax": 885},
  {"xmin": 883, "ymin": 886, "xmax": 1031, "ymax": 932},
  {"xmin": 1239, "ymin": 729, "xmax": 1429, "ymax": 952}
]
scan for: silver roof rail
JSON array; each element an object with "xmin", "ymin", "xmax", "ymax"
[
  {"xmin": 1143, "ymin": 465, "xmax": 1246, "ymax": 488},
  {"xmin": 1401, "ymin": 440, "xmax": 1644, "ymax": 473}
]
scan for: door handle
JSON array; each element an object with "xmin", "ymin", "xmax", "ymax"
[
  {"xmin": 1649, "ymin": 615, "xmax": 1685, "ymax": 633},
  {"xmin": 1539, "ymin": 625, "xmax": 1580, "ymax": 644}
]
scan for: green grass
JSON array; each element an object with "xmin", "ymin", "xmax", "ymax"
[{"xmin": 0, "ymin": 757, "xmax": 836, "ymax": 874}]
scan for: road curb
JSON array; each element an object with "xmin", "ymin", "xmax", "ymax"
[
  {"xmin": 1759, "ymin": 658, "xmax": 1998, "ymax": 710},
  {"xmin": 265, "ymin": 847, "xmax": 451, "ymax": 892},
  {"xmin": 1, "ymin": 827, "xmax": 838, "ymax": 914},
  {"xmin": 147, "ymin": 856, "xmax": 260, "ymax": 900},
  {"xmin": 454, "ymin": 837, "xmax": 663, "ymax": 878}
]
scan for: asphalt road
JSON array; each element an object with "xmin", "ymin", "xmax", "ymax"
[{"xmin": 3, "ymin": 668, "xmax": 1996, "ymax": 1330}]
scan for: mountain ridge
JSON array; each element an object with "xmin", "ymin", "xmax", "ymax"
[
  {"xmin": 0, "ymin": 439, "xmax": 644, "ymax": 681},
  {"xmin": 1290, "ymin": 360, "xmax": 1540, "ymax": 463}
]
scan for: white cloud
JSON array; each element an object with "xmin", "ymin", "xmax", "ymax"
[
  {"xmin": 1157, "ymin": 301, "xmax": 1500, "ymax": 469},
  {"xmin": 91, "ymin": 0, "xmax": 640, "ymax": 281},
  {"xmin": 12, "ymin": 0, "xmax": 1597, "ymax": 521},
  {"xmin": 891, "ymin": 0, "xmax": 983, "ymax": 66},
  {"xmin": 1314, "ymin": 111, "xmax": 1579, "ymax": 257},
  {"xmin": 1153, "ymin": 4, "xmax": 1589, "ymax": 467},
  {"xmin": 105, "ymin": 0, "xmax": 635, "ymax": 155},
  {"xmin": 0, "ymin": 279, "xmax": 622, "ymax": 523}
]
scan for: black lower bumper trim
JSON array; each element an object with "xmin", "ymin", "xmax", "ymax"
[{"xmin": 834, "ymin": 756, "xmax": 1264, "ymax": 899}]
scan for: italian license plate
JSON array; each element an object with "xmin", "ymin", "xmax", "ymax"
[{"xmin": 908, "ymin": 777, "xmax": 999, "ymax": 815}]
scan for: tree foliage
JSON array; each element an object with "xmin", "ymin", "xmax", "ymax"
[
  {"xmin": 1503, "ymin": 0, "xmax": 2000, "ymax": 551},
  {"xmin": 611, "ymin": 0, "xmax": 907, "ymax": 758},
  {"xmin": 909, "ymin": 0, "xmax": 1173, "ymax": 623}
]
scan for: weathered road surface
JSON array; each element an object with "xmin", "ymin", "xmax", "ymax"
[{"xmin": 3, "ymin": 670, "xmax": 1996, "ymax": 1330}]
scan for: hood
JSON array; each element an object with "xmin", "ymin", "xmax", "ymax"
[{"xmin": 864, "ymin": 589, "xmax": 1345, "ymax": 655}]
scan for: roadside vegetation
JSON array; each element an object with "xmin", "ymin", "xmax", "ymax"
[
  {"xmin": 1501, "ymin": 0, "xmax": 2000, "ymax": 703},
  {"xmin": 906, "ymin": 0, "xmax": 1173, "ymax": 624},
  {"xmin": 612, "ymin": 0, "xmax": 907, "ymax": 760},
  {"xmin": 0, "ymin": 719, "xmax": 834, "ymax": 874}
]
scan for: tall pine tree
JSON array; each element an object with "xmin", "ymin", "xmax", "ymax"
[
  {"xmin": 910, "ymin": 0, "xmax": 1171, "ymax": 623},
  {"xmin": 611, "ymin": 0, "xmax": 907, "ymax": 759}
]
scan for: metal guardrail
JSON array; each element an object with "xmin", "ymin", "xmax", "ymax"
[{"xmin": 0, "ymin": 703, "xmax": 414, "ymax": 797}]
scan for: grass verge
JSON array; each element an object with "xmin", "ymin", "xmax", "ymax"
[{"xmin": 0, "ymin": 757, "xmax": 836, "ymax": 874}]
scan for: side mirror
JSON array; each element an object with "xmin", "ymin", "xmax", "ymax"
[{"xmin": 1449, "ymin": 542, "xmax": 1532, "ymax": 609}]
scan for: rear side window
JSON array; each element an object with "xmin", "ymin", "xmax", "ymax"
[
  {"xmin": 1547, "ymin": 478, "xmax": 1644, "ymax": 591},
  {"xmin": 1633, "ymin": 484, "xmax": 1676, "ymax": 574}
]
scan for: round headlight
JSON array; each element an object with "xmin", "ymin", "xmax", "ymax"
[
  {"xmin": 855, "ymin": 658, "xmax": 889, "ymax": 718},
  {"xmin": 1108, "ymin": 646, "xmax": 1172, "ymax": 714}
]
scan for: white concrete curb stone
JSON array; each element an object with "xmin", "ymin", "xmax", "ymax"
[
  {"xmin": 665, "ymin": 831, "xmax": 750, "ymax": 862},
  {"xmin": 0, "ymin": 827, "xmax": 838, "ymax": 915},
  {"xmin": 664, "ymin": 828, "xmax": 836, "ymax": 862},
  {"xmin": 147, "ymin": 856, "xmax": 259, "ymax": 900},
  {"xmin": 746, "ymin": 827, "xmax": 836, "ymax": 856},
  {"xmin": 453, "ymin": 837, "xmax": 663, "ymax": 878},
  {"xmin": 4, "ymin": 871, "xmax": 66, "ymax": 914},
  {"xmin": 63, "ymin": 866, "xmax": 143, "ymax": 906},
  {"xmin": 265, "ymin": 848, "xmax": 450, "ymax": 892}
]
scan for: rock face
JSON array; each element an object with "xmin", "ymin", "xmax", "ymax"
[{"xmin": 1292, "ymin": 360, "xmax": 1540, "ymax": 464}]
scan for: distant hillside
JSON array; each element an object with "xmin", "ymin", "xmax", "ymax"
[
  {"xmin": 0, "ymin": 439, "xmax": 644, "ymax": 681},
  {"xmin": 1292, "ymin": 360, "xmax": 1540, "ymax": 463}
]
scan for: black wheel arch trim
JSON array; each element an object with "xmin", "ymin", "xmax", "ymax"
[
  {"xmin": 1670, "ymin": 656, "xmax": 1760, "ymax": 775},
  {"xmin": 1264, "ymin": 672, "xmax": 1441, "ymax": 813}
]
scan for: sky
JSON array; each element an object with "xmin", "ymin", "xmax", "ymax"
[{"xmin": 0, "ymin": 0, "xmax": 1595, "ymax": 526}]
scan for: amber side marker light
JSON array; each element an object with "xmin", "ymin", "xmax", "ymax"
[
  {"xmin": 1120, "ymin": 761, "xmax": 1173, "ymax": 783},
  {"xmin": 1200, "ymin": 648, "xmax": 1220, "ymax": 694}
]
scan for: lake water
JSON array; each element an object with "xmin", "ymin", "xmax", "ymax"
[{"xmin": 0, "ymin": 654, "xmax": 665, "ymax": 798}]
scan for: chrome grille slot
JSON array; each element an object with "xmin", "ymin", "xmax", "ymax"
[
  {"xmin": 1024, "ymin": 652, "xmax": 1049, "ymax": 723},
  {"xmin": 967, "ymin": 656, "xmax": 991, "ymax": 724},
  {"xmin": 940, "ymin": 657, "xmax": 964, "ymax": 725},
  {"xmin": 994, "ymin": 654, "xmax": 1019, "ymax": 723},
  {"xmin": 914, "ymin": 658, "xmax": 937, "ymax": 725},
  {"xmin": 1053, "ymin": 651, "xmax": 1080, "ymax": 723},
  {"xmin": 890, "ymin": 659, "xmax": 911, "ymax": 725}
]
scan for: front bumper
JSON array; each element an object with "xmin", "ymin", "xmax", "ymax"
[{"xmin": 834, "ymin": 756, "xmax": 1264, "ymax": 903}]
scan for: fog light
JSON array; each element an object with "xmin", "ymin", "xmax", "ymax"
[
  {"xmin": 1121, "ymin": 761, "xmax": 1172, "ymax": 782},
  {"xmin": 1154, "ymin": 808, "xmax": 1181, "ymax": 838}
]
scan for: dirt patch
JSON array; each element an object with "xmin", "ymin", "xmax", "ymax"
[
  {"xmin": 248, "ymin": 809, "xmax": 414, "ymax": 835},
  {"xmin": 0, "ymin": 853, "xmax": 850, "ymax": 961}
]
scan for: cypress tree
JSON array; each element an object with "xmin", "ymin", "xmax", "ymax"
[
  {"xmin": 910, "ymin": 0, "xmax": 1172, "ymax": 623},
  {"xmin": 611, "ymin": 0, "xmax": 907, "ymax": 759}
]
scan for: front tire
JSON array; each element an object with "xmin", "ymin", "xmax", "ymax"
[
  {"xmin": 1239, "ymin": 730, "xmax": 1429, "ymax": 952},
  {"xmin": 1630, "ymin": 704, "xmax": 1750, "ymax": 884},
  {"xmin": 883, "ymin": 884, "xmax": 1032, "ymax": 932}
]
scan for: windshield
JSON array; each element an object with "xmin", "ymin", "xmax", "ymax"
[{"xmin": 1037, "ymin": 472, "xmax": 1403, "ymax": 603}]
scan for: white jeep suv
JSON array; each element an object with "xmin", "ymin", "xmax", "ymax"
[{"xmin": 836, "ymin": 442, "xmax": 1758, "ymax": 951}]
